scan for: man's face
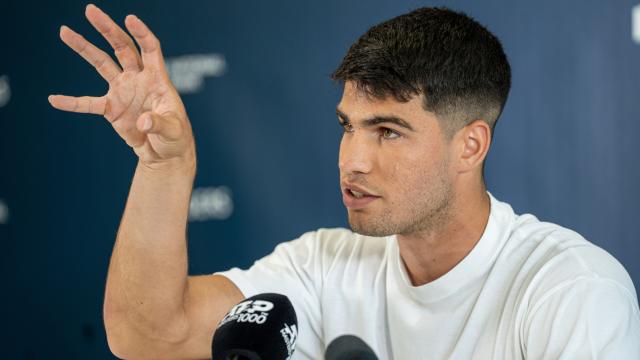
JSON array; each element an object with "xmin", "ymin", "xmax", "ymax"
[{"xmin": 338, "ymin": 81, "xmax": 455, "ymax": 237}]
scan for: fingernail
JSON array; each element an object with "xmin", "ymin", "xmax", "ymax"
[
  {"xmin": 143, "ymin": 116, "xmax": 152, "ymax": 131},
  {"xmin": 126, "ymin": 14, "xmax": 139, "ymax": 24}
]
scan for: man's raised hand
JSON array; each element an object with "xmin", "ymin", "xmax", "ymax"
[{"xmin": 49, "ymin": 4, "xmax": 195, "ymax": 168}]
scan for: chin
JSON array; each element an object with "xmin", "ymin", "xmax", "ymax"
[{"xmin": 348, "ymin": 216, "xmax": 396, "ymax": 237}]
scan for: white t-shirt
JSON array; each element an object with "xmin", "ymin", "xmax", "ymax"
[{"xmin": 217, "ymin": 194, "xmax": 640, "ymax": 359}]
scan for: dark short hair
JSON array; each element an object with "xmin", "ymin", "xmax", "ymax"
[{"xmin": 332, "ymin": 7, "xmax": 511, "ymax": 138}]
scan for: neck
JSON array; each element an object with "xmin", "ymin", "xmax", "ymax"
[{"xmin": 396, "ymin": 185, "xmax": 490, "ymax": 286}]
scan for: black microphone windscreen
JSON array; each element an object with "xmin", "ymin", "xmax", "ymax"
[
  {"xmin": 211, "ymin": 293, "xmax": 298, "ymax": 360},
  {"xmin": 325, "ymin": 335, "xmax": 378, "ymax": 360}
]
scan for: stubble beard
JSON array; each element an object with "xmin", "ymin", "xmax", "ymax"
[{"xmin": 347, "ymin": 162, "xmax": 454, "ymax": 238}]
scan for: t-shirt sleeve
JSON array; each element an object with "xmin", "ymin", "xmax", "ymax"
[
  {"xmin": 523, "ymin": 277, "xmax": 640, "ymax": 359},
  {"xmin": 215, "ymin": 231, "xmax": 325, "ymax": 359}
]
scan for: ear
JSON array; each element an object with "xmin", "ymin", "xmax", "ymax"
[{"xmin": 454, "ymin": 120, "xmax": 492, "ymax": 173}]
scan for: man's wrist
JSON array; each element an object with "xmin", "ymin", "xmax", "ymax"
[{"xmin": 138, "ymin": 152, "xmax": 197, "ymax": 179}]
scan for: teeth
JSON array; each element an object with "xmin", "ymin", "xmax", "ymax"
[{"xmin": 351, "ymin": 189, "xmax": 364, "ymax": 198}]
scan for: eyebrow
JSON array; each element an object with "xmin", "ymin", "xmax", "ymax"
[{"xmin": 336, "ymin": 108, "xmax": 415, "ymax": 132}]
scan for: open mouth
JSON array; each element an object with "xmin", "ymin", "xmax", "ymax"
[
  {"xmin": 342, "ymin": 187, "xmax": 380, "ymax": 209},
  {"xmin": 340, "ymin": 181, "xmax": 381, "ymax": 209},
  {"xmin": 347, "ymin": 188, "xmax": 367, "ymax": 199}
]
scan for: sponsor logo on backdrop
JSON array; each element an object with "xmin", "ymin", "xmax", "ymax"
[
  {"xmin": 0, "ymin": 199, "xmax": 9, "ymax": 225},
  {"xmin": 165, "ymin": 54, "xmax": 226, "ymax": 94},
  {"xmin": 0, "ymin": 75, "xmax": 10, "ymax": 108},
  {"xmin": 633, "ymin": 5, "xmax": 640, "ymax": 44},
  {"xmin": 189, "ymin": 186, "xmax": 233, "ymax": 221}
]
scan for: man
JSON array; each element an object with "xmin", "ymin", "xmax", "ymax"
[{"xmin": 49, "ymin": 4, "xmax": 639, "ymax": 359}]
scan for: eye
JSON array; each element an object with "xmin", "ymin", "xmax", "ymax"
[
  {"xmin": 380, "ymin": 127, "xmax": 400, "ymax": 139},
  {"xmin": 341, "ymin": 121, "xmax": 354, "ymax": 133}
]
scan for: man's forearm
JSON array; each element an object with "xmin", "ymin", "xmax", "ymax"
[{"xmin": 104, "ymin": 157, "xmax": 196, "ymax": 343}]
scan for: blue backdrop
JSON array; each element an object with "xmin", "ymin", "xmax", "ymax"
[{"xmin": 1, "ymin": 0, "xmax": 639, "ymax": 358}]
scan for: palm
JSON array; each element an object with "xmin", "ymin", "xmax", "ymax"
[
  {"xmin": 105, "ymin": 70, "xmax": 176, "ymax": 149},
  {"xmin": 49, "ymin": 4, "xmax": 192, "ymax": 163}
]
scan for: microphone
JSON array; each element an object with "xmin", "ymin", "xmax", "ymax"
[
  {"xmin": 211, "ymin": 293, "xmax": 298, "ymax": 360},
  {"xmin": 325, "ymin": 335, "xmax": 378, "ymax": 360}
]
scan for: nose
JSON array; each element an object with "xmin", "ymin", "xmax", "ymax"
[{"xmin": 338, "ymin": 131, "xmax": 374, "ymax": 175}]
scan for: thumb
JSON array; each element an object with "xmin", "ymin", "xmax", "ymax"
[{"xmin": 136, "ymin": 111, "xmax": 183, "ymax": 141}]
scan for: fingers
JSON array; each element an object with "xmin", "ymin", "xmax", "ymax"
[
  {"xmin": 48, "ymin": 94, "xmax": 106, "ymax": 115},
  {"xmin": 124, "ymin": 15, "xmax": 166, "ymax": 71},
  {"xmin": 85, "ymin": 4, "xmax": 142, "ymax": 72},
  {"xmin": 59, "ymin": 25, "xmax": 121, "ymax": 82},
  {"xmin": 136, "ymin": 111, "xmax": 183, "ymax": 141}
]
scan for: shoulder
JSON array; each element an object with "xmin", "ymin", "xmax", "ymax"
[
  {"xmin": 493, "ymin": 196, "xmax": 639, "ymax": 324},
  {"xmin": 489, "ymin": 197, "xmax": 640, "ymax": 356},
  {"xmin": 488, "ymin": 194, "xmax": 636, "ymax": 297},
  {"xmin": 488, "ymin": 194, "xmax": 638, "ymax": 311},
  {"xmin": 508, "ymin": 214, "xmax": 636, "ymax": 300}
]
